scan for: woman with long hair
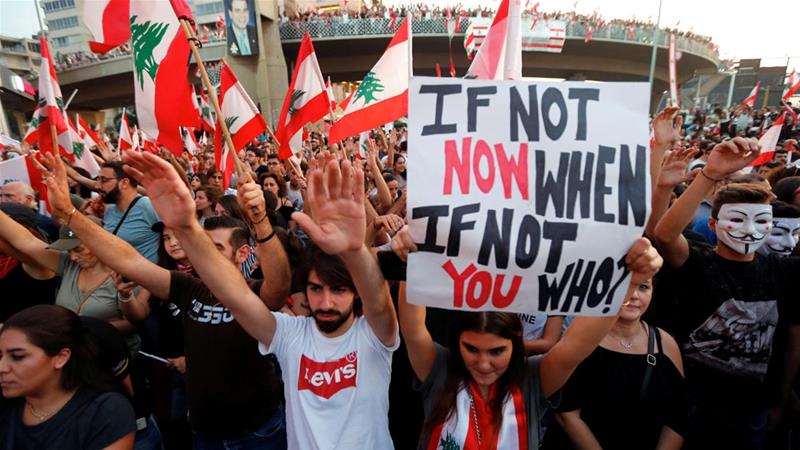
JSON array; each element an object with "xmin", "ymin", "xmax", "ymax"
[
  {"xmin": 0, "ymin": 304, "xmax": 136, "ymax": 449},
  {"xmin": 391, "ymin": 227, "xmax": 662, "ymax": 449}
]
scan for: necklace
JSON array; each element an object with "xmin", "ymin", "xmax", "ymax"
[
  {"xmin": 467, "ymin": 388, "xmax": 482, "ymax": 447},
  {"xmin": 616, "ymin": 322, "xmax": 646, "ymax": 350},
  {"xmin": 26, "ymin": 401, "xmax": 56, "ymax": 421}
]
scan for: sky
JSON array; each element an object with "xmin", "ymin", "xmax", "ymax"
[{"xmin": 1, "ymin": 0, "xmax": 797, "ymax": 71}]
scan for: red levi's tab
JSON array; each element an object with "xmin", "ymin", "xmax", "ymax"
[{"xmin": 297, "ymin": 352, "xmax": 358, "ymax": 399}]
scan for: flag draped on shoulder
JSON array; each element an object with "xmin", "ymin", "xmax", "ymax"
[
  {"xmin": 743, "ymin": 82, "xmax": 760, "ymax": 107},
  {"xmin": 129, "ymin": 0, "xmax": 197, "ymax": 155},
  {"xmin": 214, "ymin": 61, "xmax": 267, "ymax": 188},
  {"xmin": 466, "ymin": 0, "xmax": 522, "ymax": 80},
  {"xmin": 37, "ymin": 35, "xmax": 68, "ymax": 142},
  {"xmin": 328, "ymin": 17, "xmax": 412, "ymax": 144},
  {"xmin": 276, "ymin": 33, "xmax": 330, "ymax": 160},
  {"xmin": 83, "ymin": 0, "xmax": 131, "ymax": 53}
]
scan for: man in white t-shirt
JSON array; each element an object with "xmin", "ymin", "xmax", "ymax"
[{"xmin": 121, "ymin": 151, "xmax": 400, "ymax": 450}]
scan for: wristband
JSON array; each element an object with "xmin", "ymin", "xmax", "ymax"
[
  {"xmin": 63, "ymin": 207, "xmax": 77, "ymax": 227},
  {"xmin": 118, "ymin": 291, "xmax": 135, "ymax": 304},
  {"xmin": 699, "ymin": 168, "xmax": 723, "ymax": 183},
  {"xmin": 255, "ymin": 230, "xmax": 275, "ymax": 244}
]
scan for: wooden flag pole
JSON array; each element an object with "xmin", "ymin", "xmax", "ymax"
[{"xmin": 177, "ymin": 18, "xmax": 247, "ymax": 178}]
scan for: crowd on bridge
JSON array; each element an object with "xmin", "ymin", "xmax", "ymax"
[{"xmin": 0, "ymin": 91, "xmax": 799, "ymax": 450}]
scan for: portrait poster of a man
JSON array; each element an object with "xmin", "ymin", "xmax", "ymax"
[{"xmin": 225, "ymin": 0, "xmax": 258, "ymax": 56}]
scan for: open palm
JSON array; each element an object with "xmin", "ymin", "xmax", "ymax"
[
  {"xmin": 122, "ymin": 152, "xmax": 197, "ymax": 229},
  {"xmin": 292, "ymin": 158, "xmax": 365, "ymax": 255}
]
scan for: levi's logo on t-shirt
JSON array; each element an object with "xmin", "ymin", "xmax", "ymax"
[{"xmin": 298, "ymin": 351, "xmax": 358, "ymax": 399}]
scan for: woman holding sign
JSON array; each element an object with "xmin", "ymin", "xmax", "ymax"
[{"xmin": 392, "ymin": 227, "xmax": 663, "ymax": 449}]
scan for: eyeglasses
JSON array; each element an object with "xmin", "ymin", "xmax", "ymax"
[
  {"xmin": 96, "ymin": 176, "xmax": 118, "ymax": 183},
  {"xmin": 212, "ymin": 175, "xmax": 223, "ymax": 180}
]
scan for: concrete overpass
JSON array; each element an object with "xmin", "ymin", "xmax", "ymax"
[{"xmin": 46, "ymin": 17, "xmax": 718, "ymax": 115}]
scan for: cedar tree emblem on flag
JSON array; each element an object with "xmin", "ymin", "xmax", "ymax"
[
  {"xmin": 288, "ymin": 89, "xmax": 306, "ymax": 117},
  {"xmin": 224, "ymin": 116, "xmax": 239, "ymax": 140},
  {"xmin": 130, "ymin": 16, "xmax": 169, "ymax": 90},
  {"xmin": 354, "ymin": 72, "xmax": 384, "ymax": 105}
]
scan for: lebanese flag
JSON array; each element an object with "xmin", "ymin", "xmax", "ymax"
[
  {"xmin": 275, "ymin": 33, "xmax": 330, "ymax": 159},
  {"xmin": 198, "ymin": 90, "xmax": 216, "ymax": 133},
  {"xmin": 65, "ymin": 116, "xmax": 101, "ymax": 177},
  {"xmin": 749, "ymin": 114, "xmax": 786, "ymax": 167},
  {"xmin": 328, "ymin": 18, "xmax": 412, "ymax": 144},
  {"xmin": 783, "ymin": 69, "xmax": 800, "ymax": 101},
  {"xmin": 466, "ymin": 0, "xmax": 522, "ymax": 80},
  {"xmin": 118, "ymin": 111, "xmax": 134, "ymax": 151},
  {"xmin": 83, "ymin": 0, "xmax": 131, "ymax": 53},
  {"xmin": 743, "ymin": 81, "xmax": 760, "ymax": 107},
  {"xmin": 37, "ymin": 36, "xmax": 68, "ymax": 135},
  {"xmin": 427, "ymin": 383, "xmax": 527, "ymax": 450},
  {"xmin": 129, "ymin": 0, "xmax": 197, "ymax": 155},
  {"xmin": 24, "ymin": 107, "xmax": 43, "ymax": 145},
  {"xmin": 214, "ymin": 62, "xmax": 267, "ymax": 188},
  {"xmin": 668, "ymin": 34, "xmax": 679, "ymax": 107},
  {"xmin": 326, "ymin": 76, "xmax": 337, "ymax": 111},
  {"xmin": 182, "ymin": 127, "xmax": 198, "ymax": 154},
  {"xmin": 77, "ymin": 117, "xmax": 101, "ymax": 149},
  {"xmin": 0, "ymin": 155, "xmax": 48, "ymax": 212}
]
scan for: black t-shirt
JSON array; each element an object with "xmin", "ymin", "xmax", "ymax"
[
  {"xmin": 1, "ymin": 388, "xmax": 136, "ymax": 450},
  {"xmin": 168, "ymin": 271, "xmax": 283, "ymax": 437},
  {"xmin": 0, "ymin": 263, "xmax": 58, "ymax": 323},
  {"xmin": 666, "ymin": 245, "xmax": 800, "ymax": 405}
]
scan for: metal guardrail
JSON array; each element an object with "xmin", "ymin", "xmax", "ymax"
[{"xmin": 280, "ymin": 17, "xmax": 719, "ymax": 62}]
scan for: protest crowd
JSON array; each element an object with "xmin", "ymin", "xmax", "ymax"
[{"xmin": 1, "ymin": 0, "xmax": 800, "ymax": 449}]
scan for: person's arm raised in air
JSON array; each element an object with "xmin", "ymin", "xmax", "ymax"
[
  {"xmin": 35, "ymin": 153, "xmax": 171, "ymax": 299},
  {"xmin": 292, "ymin": 155, "xmax": 398, "ymax": 347},
  {"xmin": 653, "ymin": 137, "xmax": 761, "ymax": 267},
  {"xmin": 0, "ymin": 236, "xmax": 54, "ymax": 280},
  {"xmin": 0, "ymin": 210, "xmax": 60, "ymax": 273},
  {"xmin": 644, "ymin": 146, "xmax": 696, "ymax": 240},
  {"xmin": 120, "ymin": 151, "xmax": 278, "ymax": 346},
  {"xmin": 649, "ymin": 107, "xmax": 683, "ymax": 190},
  {"xmin": 538, "ymin": 237, "xmax": 663, "ymax": 398},
  {"xmin": 235, "ymin": 174, "xmax": 291, "ymax": 310}
]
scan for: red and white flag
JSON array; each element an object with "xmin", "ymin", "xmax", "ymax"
[
  {"xmin": 668, "ymin": 34, "xmax": 679, "ymax": 107},
  {"xmin": 65, "ymin": 116, "xmax": 102, "ymax": 177},
  {"xmin": 23, "ymin": 107, "xmax": 43, "ymax": 145},
  {"xmin": 118, "ymin": 110, "xmax": 134, "ymax": 151},
  {"xmin": 37, "ymin": 35, "xmax": 68, "ymax": 143},
  {"xmin": 214, "ymin": 62, "xmax": 267, "ymax": 188},
  {"xmin": 466, "ymin": 0, "xmax": 522, "ymax": 80},
  {"xmin": 276, "ymin": 33, "xmax": 330, "ymax": 159},
  {"xmin": 749, "ymin": 114, "xmax": 786, "ymax": 167},
  {"xmin": 326, "ymin": 77, "xmax": 337, "ymax": 112},
  {"xmin": 77, "ymin": 117, "xmax": 101, "ymax": 149},
  {"xmin": 83, "ymin": 0, "xmax": 131, "ymax": 53},
  {"xmin": 783, "ymin": 69, "xmax": 800, "ymax": 101},
  {"xmin": 198, "ymin": 90, "xmax": 216, "ymax": 133},
  {"xmin": 328, "ymin": 17, "xmax": 412, "ymax": 144},
  {"xmin": 743, "ymin": 81, "xmax": 760, "ymax": 107},
  {"xmin": 181, "ymin": 127, "xmax": 198, "ymax": 154},
  {"xmin": 129, "ymin": 0, "xmax": 197, "ymax": 155}
]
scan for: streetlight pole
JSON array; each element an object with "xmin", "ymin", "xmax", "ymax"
[{"xmin": 647, "ymin": 0, "xmax": 664, "ymax": 108}]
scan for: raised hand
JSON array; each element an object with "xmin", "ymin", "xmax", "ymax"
[
  {"xmin": 657, "ymin": 146, "xmax": 696, "ymax": 188},
  {"xmin": 374, "ymin": 214, "xmax": 404, "ymax": 235},
  {"xmin": 390, "ymin": 225, "xmax": 417, "ymax": 262},
  {"xmin": 292, "ymin": 157, "xmax": 365, "ymax": 255},
  {"xmin": 122, "ymin": 151, "xmax": 197, "ymax": 229},
  {"xmin": 652, "ymin": 106, "xmax": 683, "ymax": 148},
  {"xmin": 625, "ymin": 237, "xmax": 663, "ymax": 286},
  {"xmin": 236, "ymin": 173, "xmax": 266, "ymax": 224},
  {"xmin": 704, "ymin": 137, "xmax": 760, "ymax": 180},
  {"xmin": 33, "ymin": 152, "xmax": 75, "ymax": 221}
]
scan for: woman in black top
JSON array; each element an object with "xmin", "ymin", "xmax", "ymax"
[
  {"xmin": 553, "ymin": 279, "xmax": 687, "ymax": 450},
  {"xmin": 0, "ymin": 304, "xmax": 136, "ymax": 450}
]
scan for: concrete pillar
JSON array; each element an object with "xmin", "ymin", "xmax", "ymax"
[{"xmin": 226, "ymin": 0, "xmax": 288, "ymax": 129}]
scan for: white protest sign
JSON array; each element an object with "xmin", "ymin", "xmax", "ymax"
[{"xmin": 407, "ymin": 77, "xmax": 651, "ymax": 316}]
